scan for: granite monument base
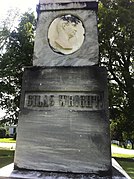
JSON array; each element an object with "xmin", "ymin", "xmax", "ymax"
[
  {"xmin": 0, "ymin": 159, "xmax": 131, "ymax": 179},
  {"xmin": 14, "ymin": 66, "xmax": 111, "ymax": 175}
]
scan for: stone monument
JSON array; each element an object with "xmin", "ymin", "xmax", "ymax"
[{"xmin": 14, "ymin": 0, "xmax": 112, "ymax": 178}]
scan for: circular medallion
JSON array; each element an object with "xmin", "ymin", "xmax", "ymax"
[{"xmin": 48, "ymin": 15, "xmax": 85, "ymax": 55}]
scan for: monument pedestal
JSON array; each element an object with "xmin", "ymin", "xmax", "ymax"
[
  {"xmin": 14, "ymin": 66, "xmax": 111, "ymax": 176},
  {"xmin": 12, "ymin": 0, "xmax": 113, "ymax": 178},
  {"xmin": 0, "ymin": 159, "xmax": 131, "ymax": 179}
]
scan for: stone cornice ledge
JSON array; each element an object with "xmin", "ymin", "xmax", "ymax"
[{"xmin": 37, "ymin": 0, "xmax": 98, "ymax": 11}]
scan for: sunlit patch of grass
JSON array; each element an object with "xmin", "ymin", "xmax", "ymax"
[
  {"xmin": 112, "ymin": 144, "xmax": 121, "ymax": 147},
  {"xmin": 0, "ymin": 138, "xmax": 16, "ymax": 143},
  {"xmin": 112, "ymin": 153, "xmax": 134, "ymax": 158}
]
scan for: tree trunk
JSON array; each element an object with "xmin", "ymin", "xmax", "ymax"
[{"xmin": 132, "ymin": 142, "xmax": 134, "ymax": 149}]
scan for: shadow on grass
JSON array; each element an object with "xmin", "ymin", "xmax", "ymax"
[
  {"xmin": 115, "ymin": 157, "xmax": 134, "ymax": 179},
  {"xmin": 0, "ymin": 150, "xmax": 14, "ymax": 168}
]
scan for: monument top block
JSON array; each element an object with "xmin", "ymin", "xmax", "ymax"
[
  {"xmin": 34, "ymin": 0, "xmax": 99, "ymax": 66},
  {"xmin": 38, "ymin": 0, "xmax": 98, "ymax": 11},
  {"xmin": 39, "ymin": 0, "xmax": 98, "ymax": 3}
]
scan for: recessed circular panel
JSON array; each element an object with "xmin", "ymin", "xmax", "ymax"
[{"xmin": 48, "ymin": 15, "xmax": 85, "ymax": 55}]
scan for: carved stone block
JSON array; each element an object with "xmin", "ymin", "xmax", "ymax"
[
  {"xmin": 14, "ymin": 66, "xmax": 111, "ymax": 175},
  {"xmin": 33, "ymin": 1, "xmax": 98, "ymax": 66}
]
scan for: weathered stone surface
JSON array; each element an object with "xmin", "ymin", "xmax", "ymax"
[
  {"xmin": 40, "ymin": 0, "xmax": 98, "ymax": 3},
  {"xmin": 33, "ymin": 10, "xmax": 98, "ymax": 66},
  {"xmin": 14, "ymin": 66, "xmax": 111, "ymax": 175},
  {"xmin": 0, "ymin": 158, "xmax": 131, "ymax": 179},
  {"xmin": 38, "ymin": 0, "xmax": 98, "ymax": 11}
]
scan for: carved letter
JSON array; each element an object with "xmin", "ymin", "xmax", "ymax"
[
  {"xmin": 43, "ymin": 95, "xmax": 49, "ymax": 107},
  {"xmin": 59, "ymin": 95, "xmax": 67, "ymax": 107},
  {"xmin": 49, "ymin": 95, "xmax": 55, "ymax": 106},
  {"xmin": 68, "ymin": 96, "xmax": 74, "ymax": 107},
  {"xmin": 27, "ymin": 95, "xmax": 33, "ymax": 107}
]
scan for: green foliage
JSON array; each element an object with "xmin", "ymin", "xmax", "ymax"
[
  {"xmin": 0, "ymin": 9, "xmax": 19, "ymax": 52},
  {"xmin": 0, "ymin": 11, "xmax": 36, "ymax": 124},
  {"xmin": 0, "ymin": 128, "xmax": 6, "ymax": 138},
  {"xmin": 99, "ymin": 0, "xmax": 134, "ymax": 147}
]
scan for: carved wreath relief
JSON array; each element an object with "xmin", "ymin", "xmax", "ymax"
[{"xmin": 48, "ymin": 15, "xmax": 85, "ymax": 55}]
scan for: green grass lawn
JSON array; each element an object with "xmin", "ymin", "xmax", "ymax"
[
  {"xmin": 116, "ymin": 158, "xmax": 134, "ymax": 179},
  {"xmin": 0, "ymin": 138, "xmax": 16, "ymax": 143},
  {"xmin": 112, "ymin": 145, "xmax": 134, "ymax": 178},
  {"xmin": 112, "ymin": 152, "xmax": 134, "ymax": 158},
  {"xmin": 0, "ymin": 149, "xmax": 14, "ymax": 168}
]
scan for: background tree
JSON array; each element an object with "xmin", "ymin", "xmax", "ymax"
[
  {"xmin": 0, "ymin": 11, "xmax": 36, "ymax": 124},
  {"xmin": 0, "ymin": 127, "xmax": 6, "ymax": 138},
  {"xmin": 0, "ymin": 1, "xmax": 133, "ymax": 149},
  {"xmin": 99, "ymin": 0, "xmax": 134, "ymax": 148},
  {"xmin": 0, "ymin": 9, "xmax": 19, "ymax": 52}
]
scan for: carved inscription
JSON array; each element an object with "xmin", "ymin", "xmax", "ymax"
[
  {"xmin": 27, "ymin": 95, "xmax": 55, "ymax": 107},
  {"xmin": 59, "ymin": 95, "xmax": 103, "ymax": 108},
  {"xmin": 24, "ymin": 92, "xmax": 104, "ymax": 110}
]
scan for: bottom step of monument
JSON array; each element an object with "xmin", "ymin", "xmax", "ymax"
[{"xmin": 0, "ymin": 159, "xmax": 131, "ymax": 179}]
